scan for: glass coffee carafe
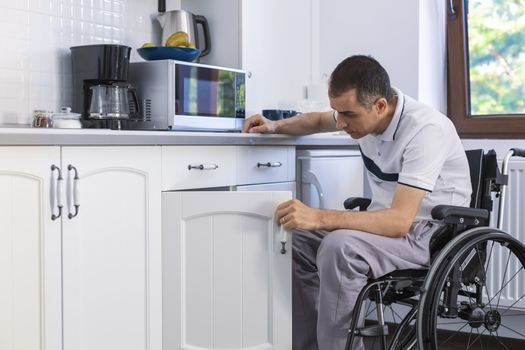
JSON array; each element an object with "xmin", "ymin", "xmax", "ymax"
[{"xmin": 88, "ymin": 83, "xmax": 138, "ymax": 119}]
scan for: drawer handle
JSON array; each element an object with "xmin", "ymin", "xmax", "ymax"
[
  {"xmin": 188, "ymin": 164, "xmax": 219, "ymax": 171},
  {"xmin": 257, "ymin": 161, "xmax": 282, "ymax": 168}
]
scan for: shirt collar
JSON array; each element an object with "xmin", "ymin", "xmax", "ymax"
[{"xmin": 380, "ymin": 87, "xmax": 405, "ymax": 142}]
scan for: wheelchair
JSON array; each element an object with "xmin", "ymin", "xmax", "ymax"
[{"xmin": 344, "ymin": 148, "xmax": 525, "ymax": 350}]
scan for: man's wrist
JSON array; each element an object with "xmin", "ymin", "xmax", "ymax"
[{"xmin": 318, "ymin": 209, "xmax": 336, "ymax": 231}]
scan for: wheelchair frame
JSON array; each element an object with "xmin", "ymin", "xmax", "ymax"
[{"xmin": 344, "ymin": 148, "xmax": 525, "ymax": 350}]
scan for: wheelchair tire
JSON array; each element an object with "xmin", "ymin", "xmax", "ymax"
[{"xmin": 417, "ymin": 228, "xmax": 525, "ymax": 350}]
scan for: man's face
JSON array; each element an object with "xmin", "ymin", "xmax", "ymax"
[{"xmin": 329, "ymin": 89, "xmax": 387, "ymax": 139}]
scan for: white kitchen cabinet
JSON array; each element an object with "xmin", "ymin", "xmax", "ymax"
[
  {"xmin": 61, "ymin": 146, "xmax": 162, "ymax": 350},
  {"xmin": 182, "ymin": 0, "xmax": 313, "ymax": 115},
  {"xmin": 162, "ymin": 191, "xmax": 292, "ymax": 350},
  {"xmin": 241, "ymin": 0, "xmax": 312, "ymax": 114},
  {"xmin": 0, "ymin": 147, "xmax": 62, "ymax": 350},
  {"xmin": 0, "ymin": 146, "xmax": 162, "ymax": 350}
]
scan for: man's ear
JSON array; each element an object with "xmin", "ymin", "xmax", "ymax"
[{"xmin": 375, "ymin": 97, "xmax": 388, "ymax": 115}]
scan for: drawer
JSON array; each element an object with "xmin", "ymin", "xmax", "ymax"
[
  {"xmin": 236, "ymin": 146, "xmax": 295, "ymax": 185},
  {"xmin": 162, "ymin": 146, "xmax": 237, "ymax": 190}
]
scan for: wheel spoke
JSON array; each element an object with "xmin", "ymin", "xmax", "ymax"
[
  {"xmin": 486, "ymin": 267, "xmax": 524, "ymax": 306},
  {"xmin": 438, "ymin": 321, "xmax": 470, "ymax": 347},
  {"xmin": 365, "ymin": 300, "xmax": 375, "ymax": 318},
  {"xmin": 474, "ymin": 245, "xmax": 494, "ymax": 312},
  {"xmin": 477, "ymin": 327, "xmax": 486, "ymax": 350},
  {"xmin": 465, "ymin": 327, "xmax": 487, "ymax": 350},
  {"xmin": 496, "ymin": 249, "xmax": 513, "ymax": 310},
  {"xmin": 499, "ymin": 293, "xmax": 525, "ymax": 317},
  {"xmin": 500, "ymin": 323, "xmax": 525, "ymax": 338},
  {"xmin": 467, "ymin": 326, "xmax": 474, "ymax": 349},
  {"xmin": 495, "ymin": 331, "xmax": 512, "ymax": 350}
]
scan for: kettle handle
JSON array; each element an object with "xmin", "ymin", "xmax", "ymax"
[
  {"xmin": 158, "ymin": 0, "xmax": 165, "ymax": 13},
  {"xmin": 195, "ymin": 15, "xmax": 211, "ymax": 57}
]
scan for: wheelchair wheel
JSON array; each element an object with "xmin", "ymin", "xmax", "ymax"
[{"xmin": 417, "ymin": 228, "xmax": 525, "ymax": 349}]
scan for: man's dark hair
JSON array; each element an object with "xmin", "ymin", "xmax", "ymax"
[{"xmin": 328, "ymin": 55, "xmax": 394, "ymax": 108}]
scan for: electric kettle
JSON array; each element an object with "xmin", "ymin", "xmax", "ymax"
[{"xmin": 156, "ymin": 9, "xmax": 211, "ymax": 57}]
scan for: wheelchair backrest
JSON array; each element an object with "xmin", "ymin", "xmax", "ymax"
[
  {"xmin": 465, "ymin": 149, "xmax": 484, "ymax": 209},
  {"xmin": 429, "ymin": 149, "xmax": 499, "ymax": 260},
  {"xmin": 466, "ymin": 149, "xmax": 500, "ymax": 215}
]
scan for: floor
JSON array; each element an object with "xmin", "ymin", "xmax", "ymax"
[{"xmin": 362, "ymin": 326, "xmax": 525, "ymax": 349}]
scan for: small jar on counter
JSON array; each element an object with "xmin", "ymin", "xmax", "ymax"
[
  {"xmin": 52, "ymin": 107, "xmax": 82, "ymax": 128},
  {"xmin": 32, "ymin": 110, "xmax": 54, "ymax": 128}
]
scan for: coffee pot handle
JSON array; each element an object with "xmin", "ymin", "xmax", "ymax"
[
  {"xmin": 127, "ymin": 87, "xmax": 141, "ymax": 119},
  {"xmin": 195, "ymin": 15, "xmax": 211, "ymax": 57}
]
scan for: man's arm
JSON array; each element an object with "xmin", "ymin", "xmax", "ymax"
[
  {"xmin": 242, "ymin": 111, "xmax": 338, "ymax": 135},
  {"xmin": 275, "ymin": 183, "xmax": 426, "ymax": 237}
]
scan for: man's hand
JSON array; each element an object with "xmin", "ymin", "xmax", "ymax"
[
  {"xmin": 242, "ymin": 114, "xmax": 277, "ymax": 134},
  {"xmin": 275, "ymin": 199, "xmax": 323, "ymax": 230}
]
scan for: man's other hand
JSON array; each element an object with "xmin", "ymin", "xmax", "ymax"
[{"xmin": 242, "ymin": 114, "xmax": 277, "ymax": 134}]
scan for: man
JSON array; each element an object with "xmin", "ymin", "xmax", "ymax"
[{"xmin": 242, "ymin": 55, "xmax": 471, "ymax": 350}]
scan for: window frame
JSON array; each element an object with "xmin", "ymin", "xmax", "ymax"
[{"xmin": 447, "ymin": 0, "xmax": 525, "ymax": 138}]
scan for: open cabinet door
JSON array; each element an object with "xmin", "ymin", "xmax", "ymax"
[{"xmin": 162, "ymin": 191, "xmax": 292, "ymax": 350}]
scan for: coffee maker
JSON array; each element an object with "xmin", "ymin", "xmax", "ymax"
[{"xmin": 70, "ymin": 44, "xmax": 141, "ymax": 129}]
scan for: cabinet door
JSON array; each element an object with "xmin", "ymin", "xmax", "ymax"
[
  {"xmin": 241, "ymin": 0, "xmax": 312, "ymax": 114},
  {"xmin": 61, "ymin": 147, "xmax": 162, "ymax": 350},
  {"xmin": 162, "ymin": 191, "xmax": 292, "ymax": 350},
  {"xmin": 0, "ymin": 147, "xmax": 62, "ymax": 350}
]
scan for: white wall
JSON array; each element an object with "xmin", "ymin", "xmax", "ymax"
[
  {"xmin": 418, "ymin": 0, "xmax": 447, "ymax": 113},
  {"xmin": 181, "ymin": 0, "xmax": 241, "ymax": 69},
  {"xmin": 316, "ymin": 0, "xmax": 420, "ymax": 99},
  {"xmin": 313, "ymin": 0, "xmax": 447, "ymax": 113},
  {"xmin": 0, "ymin": 0, "xmax": 162, "ymax": 125}
]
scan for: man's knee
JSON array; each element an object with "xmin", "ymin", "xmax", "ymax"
[
  {"xmin": 318, "ymin": 230, "xmax": 361, "ymax": 258},
  {"xmin": 316, "ymin": 230, "xmax": 371, "ymax": 274}
]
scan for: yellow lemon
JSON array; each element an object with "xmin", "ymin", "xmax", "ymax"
[
  {"xmin": 165, "ymin": 31, "xmax": 189, "ymax": 47},
  {"xmin": 141, "ymin": 42, "xmax": 155, "ymax": 48}
]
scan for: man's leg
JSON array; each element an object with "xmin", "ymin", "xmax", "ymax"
[{"xmin": 315, "ymin": 221, "xmax": 440, "ymax": 350}]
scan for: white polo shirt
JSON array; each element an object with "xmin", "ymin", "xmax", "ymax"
[{"xmin": 359, "ymin": 88, "xmax": 471, "ymax": 221}]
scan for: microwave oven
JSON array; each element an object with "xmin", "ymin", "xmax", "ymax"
[{"xmin": 129, "ymin": 60, "xmax": 246, "ymax": 131}]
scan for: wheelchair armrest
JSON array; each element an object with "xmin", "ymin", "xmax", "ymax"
[
  {"xmin": 431, "ymin": 205, "xmax": 489, "ymax": 226},
  {"xmin": 344, "ymin": 197, "xmax": 372, "ymax": 211}
]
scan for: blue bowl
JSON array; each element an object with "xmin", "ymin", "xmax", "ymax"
[{"xmin": 137, "ymin": 46, "xmax": 201, "ymax": 62}]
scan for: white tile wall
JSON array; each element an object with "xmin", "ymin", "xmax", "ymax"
[{"xmin": 0, "ymin": 0, "xmax": 162, "ymax": 125}]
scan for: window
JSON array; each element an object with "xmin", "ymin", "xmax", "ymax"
[{"xmin": 447, "ymin": 0, "xmax": 525, "ymax": 137}]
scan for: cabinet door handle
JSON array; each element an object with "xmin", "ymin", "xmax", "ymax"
[
  {"xmin": 51, "ymin": 164, "xmax": 63, "ymax": 220},
  {"xmin": 187, "ymin": 164, "xmax": 219, "ymax": 170},
  {"xmin": 257, "ymin": 161, "xmax": 282, "ymax": 168},
  {"xmin": 279, "ymin": 225, "xmax": 287, "ymax": 254},
  {"xmin": 67, "ymin": 165, "xmax": 80, "ymax": 219}
]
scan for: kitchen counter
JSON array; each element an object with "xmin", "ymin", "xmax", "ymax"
[{"xmin": 0, "ymin": 126, "xmax": 358, "ymax": 147}]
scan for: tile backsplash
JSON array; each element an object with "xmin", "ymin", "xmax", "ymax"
[{"xmin": 0, "ymin": 0, "xmax": 159, "ymax": 124}]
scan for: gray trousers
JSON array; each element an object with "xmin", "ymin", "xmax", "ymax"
[{"xmin": 292, "ymin": 221, "xmax": 442, "ymax": 350}]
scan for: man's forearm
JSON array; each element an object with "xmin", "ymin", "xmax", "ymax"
[
  {"xmin": 274, "ymin": 111, "xmax": 336, "ymax": 135},
  {"xmin": 319, "ymin": 208, "xmax": 413, "ymax": 238}
]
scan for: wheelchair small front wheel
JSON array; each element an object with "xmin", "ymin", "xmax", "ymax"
[{"xmin": 418, "ymin": 230, "xmax": 525, "ymax": 350}]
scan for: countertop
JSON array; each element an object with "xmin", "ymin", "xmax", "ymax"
[{"xmin": 0, "ymin": 126, "xmax": 358, "ymax": 147}]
